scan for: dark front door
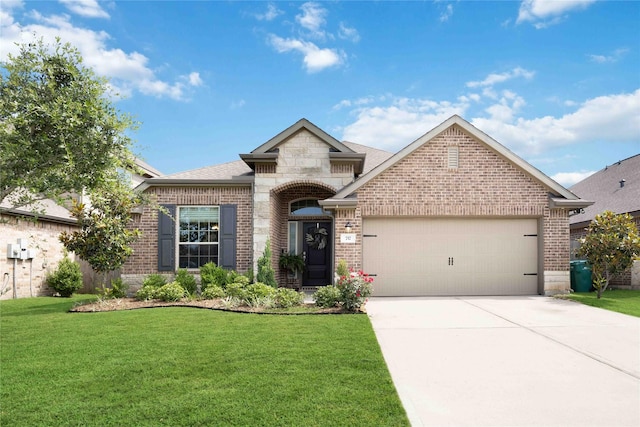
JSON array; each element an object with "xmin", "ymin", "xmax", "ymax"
[{"xmin": 302, "ymin": 222, "xmax": 331, "ymax": 286}]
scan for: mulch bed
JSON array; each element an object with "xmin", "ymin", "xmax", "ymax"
[{"xmin": 69, "ymin": 298, "xmax": 357, "ymax": 315}]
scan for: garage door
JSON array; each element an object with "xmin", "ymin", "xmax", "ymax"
[{"xmin": 362, "ymin": 218, "xmax": 539, "ymax": 296}]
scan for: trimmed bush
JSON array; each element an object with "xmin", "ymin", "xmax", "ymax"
[
  {"xmin": 232, "ymin": 275, "xmax": 250, "ymax": 286},
  {"xmin": 313, "ymin": 285, "xmax": 341, "ymax": 308},
  {"xmin": 200, "ymin": 262, "xmax": 228, "ymax": 291},
  {"xmin": 46, "ymin": 255, "xmax": 83, "ymax": 297},
  {"xmin": 275, "ymin": 288, "xmax": 305, "ymax": 308},
  {"xmin": 155, "ymin": 282, "xmax": 186, "ymax": 302},
  {"xmin": 245, "ymin": 283, "xmax": 276, "ymax": 299},
  {"xmin": 99, "ymin": 278, "xmax": 129, "ymax": 299},
  {"xmin": 143, "ymin": 273, "xmax": 167, "ymax": 289},
  {"xmin": 201, "ymin": 285, "xmax": 225, "ymax": 300},
  {"xmin": 174, "ymin": 269, "xmax": 197, "ymax": 295},
  {"xmin": 225, "ymin": 282, "xmax": 247, "ymax": 299},
  {"xmin": 135, "ymin": 285, "xmax": 157, "ymax": 301}
]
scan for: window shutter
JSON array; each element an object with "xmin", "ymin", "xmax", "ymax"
[
  {"xmin": 158, "ymin": 204, "xmax": 176, "ymax": 271},
  {"xmin": 219, "ymin": 204, "xmax": 237, "ymax": 270}
]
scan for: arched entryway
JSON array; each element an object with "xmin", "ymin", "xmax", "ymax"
[{"xmin": 270, "ymin": 181, "xmax": 336, "ymax": 288}]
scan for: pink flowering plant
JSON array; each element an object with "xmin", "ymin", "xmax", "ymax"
[{"xmin": 336, "ymin": 269, "xmax": 374, "ymax": 311}]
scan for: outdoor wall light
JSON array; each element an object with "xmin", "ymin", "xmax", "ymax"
[{"xmin": 345, "ymin": 221, "xmax": 353, "ymax": 233}]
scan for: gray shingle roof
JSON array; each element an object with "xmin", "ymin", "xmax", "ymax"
[
  {"xmin": 164, "ymin": 160, "xmax": 253, "ymax": 180},
  {"xmin": 569, "ymin": 154, "xmax": 640, "ymax": 226},
  {"xmin": 342, "ymin": 141, "xmax": 394, "ymax": 174}
]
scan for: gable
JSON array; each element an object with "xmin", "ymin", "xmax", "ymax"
[
  {"xmin": 357, "ymin": 125, "xmax": 549, "ymax": 209},
  {"xmin": 330, "ymin": 115, "xmax": 580, "ymax": 202}
]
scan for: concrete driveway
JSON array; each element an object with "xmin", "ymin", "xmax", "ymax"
[{"xmin": 366, "ymin": 296, "xmax": 640, "ymax": 427}]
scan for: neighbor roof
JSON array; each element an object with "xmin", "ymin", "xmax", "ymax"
[{"xmin": 569, "ymin": 154, "xmax": 640, "ymax": 227}]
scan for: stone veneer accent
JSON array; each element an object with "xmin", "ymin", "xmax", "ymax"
[
  {"xmin": 1, "ymin": 214, "xmax": 78, "ymax": 299},
  {"xmin": 122, "ymin": 186, "xmax": 253, "ymax": 285},
  {"xmin": 252, "ymin": 129, "xmax": 354, "ymax": 271},
  {"xmin": 334, "ymin": 125, "xmax": 572, "ymax": 294}
]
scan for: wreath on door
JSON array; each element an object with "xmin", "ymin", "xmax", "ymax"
[{"xmin": 305, "ymin": 227, "xmax": 328, "ymax": 250}]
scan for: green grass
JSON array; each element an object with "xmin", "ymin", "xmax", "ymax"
[
  {"xmin": 0, "ymin": 295, "xmax": 408, "ymax": 426},
  {"xmin": 565, "ymin": 289, "xmax": 640, "ymax": 317}
]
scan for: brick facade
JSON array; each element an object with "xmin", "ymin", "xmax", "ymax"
[
  {"xmin": 1, "ymin": 214, "xmax": 78, "ymax": 300},
  {"xmin": 122, "ymin": 186, "xmax": 252, "ymax": 285},
  {"xmin": 334, "ymin": 125, "xmax": 571, "ymax": 294}
]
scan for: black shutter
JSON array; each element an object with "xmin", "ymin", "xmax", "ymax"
[
  {"xmin": 219, "ymin": 204, "xmax": 237, "ymax": 270},
  {"xmin": 158, "ymin": 204, "xmax": 176, "ymax": 271}
]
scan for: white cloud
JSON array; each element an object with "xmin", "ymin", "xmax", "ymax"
[
  {"xmin": 0, "ymin": 7, "xmax": 199, "ymax": 101},
  {"xmin": 296, "ymin": 2, "xmax": 327, "ymax": 39},
  {"xmin": 588, "ymin": 48, "xmax": 629, "ymax": 64},
  {"xmin": 471, "ymin": 89, "xmax": 640, "ymax": 155},
  {"xmin": 338, "ymin": 89, "xmax": 639, "ymax": 158},
  {"xmin": 551, "ymin": 170, "xmax": 596, "ymax": 187},
  {"xmin": 341, "ymin": 97, "xmax": 469, "ymax": 150},
  {"xmin": 338, "ymin": 22, "xmax": 360, "ymax": 43},
  {"xmin": 268, "ymin": 35, "xmax": 344, "ymax": 73},
  {"xmin": 255, "ymin": 3, "xmax": 282, "ymax": 21},
  {"xmin": 440, "ymin": 4, "xmax": 454, "ymax": 22},
  {"xmin": 59, "ymin": 0, "xmax": 109, "ymax": 19},
  {"xmin": 186, "ymin": 72, "xmax": 203, "ymax": 87},
  {"xmin": 466, "ymin": 67, "xmax": 535, "ymax": 88},
  {"xmin": 517, "ymin": 0, "xmax": 595, "ymax": 28}
]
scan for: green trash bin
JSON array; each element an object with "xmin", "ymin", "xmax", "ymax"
[{"xmin": 570, "ymin": 260, "xmax": 593, "ymax": 292}]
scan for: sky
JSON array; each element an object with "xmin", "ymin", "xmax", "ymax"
[{"xmin": 1, "ymin": 0, "xmax": 639, "ymax": 187}]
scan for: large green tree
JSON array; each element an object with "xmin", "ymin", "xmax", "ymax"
[
  {"xmin": 577, "ymin": 211, "xmax": 640, "ymax": 298},
  {"xmin": 0, "ymin": 37, "xmax": 138, "ymax": 212}
]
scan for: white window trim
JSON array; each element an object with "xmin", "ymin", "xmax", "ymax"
[{"xmin": 176, "ymin": 205, "xmax": 220, "ymax": 270}]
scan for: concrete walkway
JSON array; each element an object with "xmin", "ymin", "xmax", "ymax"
[{"xmin": 366, "ymin": 296, "xmax": 640, "ymax": 427}]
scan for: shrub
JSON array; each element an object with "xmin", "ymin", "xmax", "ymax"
[
  {"xmin": 245, "ymin": 283, "xmax": 277, "ymax": 299},
  {"xmin": 174, "ymin": 269, "xmax": 197, "ymax": 295},
  {"xmin": 246, "ymin": 295, "xmax": 275, "ymax": 309},
  {"xmin": 99, "ymin": 278, "xmax": 129, "ymax": 299},
  {"xmin": 337, "ymin": 270, "xmax": 373, "ymax": 311},
  {"xmin": 336, "ymin": 259, "xmax": 349, "ymax": 279},
  {"xmin": 275, "ymin": 288, "xmax": 305, "ymax": 308},
  {"xmin": 225, "ymin": 282, "xmax": 247, "ymax": 299},
  {"xmin": 313, "ymin": 285, "xmax": 341, "ymax": 308},
  {"xmin": 232, "ymin": 275, "xmax": 250, "ymax": 286},
  {"xmin": 256, "ymin": 239, "xmax": 277, "ymax": 288},
  {"xmin": 143, "ymin": 273, "xmax": 167, "ymax": 288},
  {"xmin": 201, "ymin": 285, "xmax": 225, "ymax": 300},
  {"xmin": 200, "ymin": 262, "xmax": 228, "ymax": 291},
  {"xmin": 155, "ymin": 282, "xmax": 186, "ymax": 302},
  {"xmin": 46, "ymin": 255, "xmax": 83, "ymax": 297},
  {"xmin": 135, "ymin": 285, "xmax": 157, "ymax": 301}
]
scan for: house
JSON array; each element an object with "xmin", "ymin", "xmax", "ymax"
[
  {"xmin": 122, "ymin": 115, "xmax": 591, "ymax": 296},
  {"xmin": 569, "ymin": 154, "xmax": 640, "ymax": 287},
  {"xmin": 0, "ymin": 158, "xmax": 163, "ymax": 299}
]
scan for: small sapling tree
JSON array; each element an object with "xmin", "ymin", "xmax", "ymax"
[{"xmin": 577, "ymin": 210, "xmax": 640, "ymax": 298}]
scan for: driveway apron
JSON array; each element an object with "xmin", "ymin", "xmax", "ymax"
[{"xmin": 366, "ymin": 296, "xmax": 640, "ymax": 427}]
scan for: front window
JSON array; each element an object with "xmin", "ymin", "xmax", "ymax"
[
  {"xmin": 178, "ymin": 206, "xmax": 219, "ymax": 268},
  {"xmin": 290, "ymin": 199, "xmax": 325, "ymax": 216}
]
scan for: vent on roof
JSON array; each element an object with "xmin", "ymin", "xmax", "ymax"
[
  {"xmin": 447, "ymin": 146, "xmax": 459, "ymax": 169},
  {"xmin": 620, "ymin": 179, "xmax": 626, "ymax": 188}
]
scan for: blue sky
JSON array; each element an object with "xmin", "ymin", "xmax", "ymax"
[{"xmin": 2, "ymin": 1, "xmax": 639, "ymax": 186}]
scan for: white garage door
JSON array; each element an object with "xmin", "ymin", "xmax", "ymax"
[{"xmin": 362, "ymin": 218, "xmax": 539, "ymax": 296}]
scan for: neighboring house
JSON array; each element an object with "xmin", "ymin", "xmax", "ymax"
[
  {"xmin": 122, "ymin": 115, "xmax": 591, "ymax": 296},
  {"xmin": 0, "ymin": 158, "xmax": 163, "ymax": 299},
  {"xmin": 569, "ymin": 154, "xmax": 640, "ymax": 287}
]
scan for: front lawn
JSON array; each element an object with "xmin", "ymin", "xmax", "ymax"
[
  {"xmin": 0, "ymin": 296, "xmax": 408, "ymax": 426},
  {"xmin": 565, "ymin": 289, "xmax": 640, "ymax": 317}
]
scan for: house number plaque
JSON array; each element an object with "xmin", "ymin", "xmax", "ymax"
[{"xmin": 340, "ymin": 233, "xmax": 356, "ymax": 244}]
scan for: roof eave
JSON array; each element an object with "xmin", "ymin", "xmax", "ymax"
[
  {"xmin": 549, "ymin": 197, "xmax": 594, "ymax": 210},
  {"xmin": 136, "ymin": 177, "xmax": 254, "ymax": 192}
]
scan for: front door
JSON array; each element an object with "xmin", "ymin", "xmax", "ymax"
[{"xmin": 302, "ymin": 222, "xmax": 331, "ymax": 286}]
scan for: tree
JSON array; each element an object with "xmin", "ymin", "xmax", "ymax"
[
  {"xmin": 59, "ymin": 178, "xmax": 143, "ymax": 282},
  {"xmin": 0, "ymin": 37, "xmax": 138, "ymax": 212},
  {"xmin": 577, "ymin": 211, "xmax": 640, "ymax": 299}
]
